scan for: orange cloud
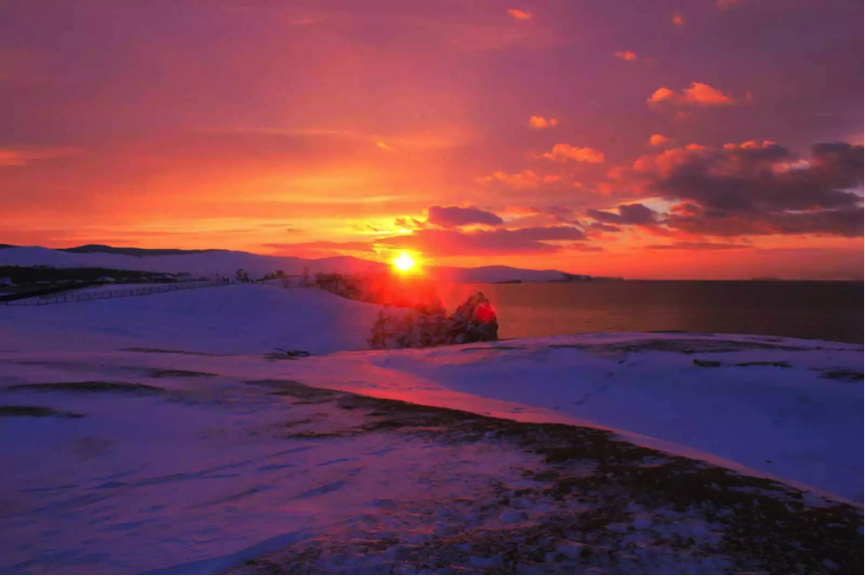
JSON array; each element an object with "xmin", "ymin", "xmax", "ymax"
[
  {"xmin": 722, "ymin": 140, "xmax": 777, "ymax": 152},
  {"xmin": 614, "ymin": 50, "xmax": 638, "ymax": 62},
  {"xmin": 376, "ymin": 141, "xmax": 395, "ymax": 151},
  {"xmin": 541, "ymin": 143, "xmax": 605, "ymax": 164},
  {"xmin": 528, "ymin": 115, "xmax": 558, "ymax": 129},
  {"xmin": 475, "ymin": 169, "xmax": 543, "ymax": 189},
  {"xmin": 507, "ymin": 9, "xmax": 532, "ymax": 21},
  {"xmin": 474, "ymin": 170, "xmax": 566, "ymax": 190},
  {"xmin": 648, "ymin": 83, "xmax": 738, "ymax": 110},
  {"xmin": 682, "ymin": 82, "xmax": 737, "ymax": 105},
  {"xmin": 0, "ymin": 146, "xmax": 78, "ymax": 167},
  {"xmin": 647, "ymin": 87, "xmax": 675, "ymax": 104},
  {"xmin": 649, "ymin": 134, "xmax": 669, "ymax": 147}
]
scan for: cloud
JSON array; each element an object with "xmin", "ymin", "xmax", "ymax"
[
  {"xmin": 624, "ymin": 140, "xmax": 864, "ymax": 237},
  {"xmin": 427, "ymin": 205, "xmax": 504, "ymax": 228},
  {"xmin": 646, "ymin": 241, "xmax": 753, "ymax": 250},
  {"xmin": 263, "ymin": 240, "xmax": 376, "ymax": 255},
  {"xmin": 587, "ymin": 203, "xmax": 660, "ymax": 226},
  {"xmin": 507, "ymin": 9, "xmax": 532, "ymax": 21},
  {"xmin": 541, "ymin": 143, "xmax": 605, "ymax": 163},
  {"xmin": 529, "ymin": 115, "xmax": 558, "ymax": 129},
  {"xmin": 614, "ymin": 50, "xmax": 638, "ymax": 62},
  {"xmin": 501, "ymin": 204, "xmax": 579, "ymax": 226},
  {"xmin": 376, "ymin": 225, "xmax": 588, "ymax": 256},
  {"xmin": 649, "ymin": 134, "xmax": 669, "ymax": 147},
  {"xmin": 269, "ymin": 225, "xmax": 593, "ymax": 259},
  {"xmin": 666, "ymin": 204, "xmax": 863, "ymax": 238},
  {"xmin": 648, "ymin": 82, "xmax": 738, "ymax": 110},
  {"xmin": 535, "ymin": 205, "xmax": 574, "ymax": 218},
  {"xmin": 375, "ymin": 141, "xmax": 395, "ymax": 151},
  {"xmin": 0, "ymin": 146, "xmax": 78, "ymax": 167},
  {"xmin": 394, "ymin": 217, "xmax": 427, "ymax": 230},
  {"xmin": 672, "ymin": 12, "xmax": 685, "ymax": 26},
  {"xmin": 590, "ymin": 222, "xmax": 621, "ymax": 233},
  {"xmin": 474, "ymin": 170, "xmax": 563, "ymax": 189}
]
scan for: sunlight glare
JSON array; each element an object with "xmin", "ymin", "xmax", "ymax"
[{"xmin": 393, "ymin": 252, "xmax": 416, "ymax": 272}]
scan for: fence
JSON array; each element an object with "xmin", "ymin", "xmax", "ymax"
[{"xmin": 3, "ymin": 279, "xmax": 235, "ymax": 306}]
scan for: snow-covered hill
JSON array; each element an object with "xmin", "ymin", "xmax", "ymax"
[
  {"xmin": 0, "ymin": 283, "xmax": 383, "ymax": 355},
  {"xmin": 0, "ymin": 245, "xmax": 384, "ymax": 278},
  {"xmin": 1, "ymin": 282, "xmax": 861, "ymax": 501},
  {"xmin": 0, "ymin": 245, "xmax": 579, "ymax": 283}
]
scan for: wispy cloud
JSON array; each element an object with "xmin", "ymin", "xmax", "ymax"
[
  {"xmin": 507, "ymin": 9, "xmax": 532, "ymax": 21},
  {"xmin": 587, "ymin": 203, "xmax": 661, "ymax": 226},
  {"xmin": 541, "ymin": 143, "xmax": 605, "ymax": 164},
  {"xmin": 614, "ymin": 50, "xmax": 639, "ymax": 62},
  {"xmin": 529, "ymin": 115, "xmax": 558, "ymax": 129},
  {"xmin": 475, "ymin": 170, "xmax": 540, "ymax": 189},
  {"xmin": 648, "ymin": 83, "xmax": 739, "ymax": 110},
  {"xmin": 0, "ymin": 146, "xmax": 79, "ymax": 167},
  {"xmin": 427, "ymin": 205, "xmax": 503, "ymax": 228},
  {"xmin": 475, "ymin": 170, "xmax": 563, "ymax": 189},
  {"xmin": 646, "ymin": 241, "xmax": 753, "ymax": 250}
]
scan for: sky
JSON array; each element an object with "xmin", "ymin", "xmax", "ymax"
[{"xmin": 0, "ymin": 0, "xmax": 862, "ymax": 279}]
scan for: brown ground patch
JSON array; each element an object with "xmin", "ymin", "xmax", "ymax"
[
  {"xmin": 0, "ymin": 405, "xmax": 84, "ymax": 418},
  {"xmin": 240, "ymin": 380, "xmax": 862, "ymax": 574}
]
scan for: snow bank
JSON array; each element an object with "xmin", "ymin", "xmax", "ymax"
[
  {"xmin": 0, "ymin": 284, "xmax": 382, "ymax": 355},
  {"xmin": 272, "ymin": 333, "xmax": 864, "ymax": 502}
]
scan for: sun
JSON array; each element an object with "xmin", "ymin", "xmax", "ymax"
[{"xmin": 393, "ymin": 252, "xmax": 416, "ymax": 272}]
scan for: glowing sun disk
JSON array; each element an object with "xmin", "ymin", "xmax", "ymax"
[{"xmin": 394, "ymin": 252, "xmax": 416, "ymax": 272}]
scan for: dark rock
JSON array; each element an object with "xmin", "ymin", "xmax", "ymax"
[{"xmin": 445, "ymin": 292, "xmax": 498, "ymax": 345}]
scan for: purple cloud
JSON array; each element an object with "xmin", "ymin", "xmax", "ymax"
[{"xmin": 427, "ymin": 205, "xmax": 504, "ymax": 228}]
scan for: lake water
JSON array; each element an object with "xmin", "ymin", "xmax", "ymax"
[{"xmin": 440, "ymin": 281, "xmax": 864, "ymax": 344}]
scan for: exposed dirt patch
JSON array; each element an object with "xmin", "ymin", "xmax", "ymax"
[
  {"xmin": 819, "ymin": 369, "xmax": 863, "ymax": 382},
  {"xmin": 586, "ymin": 338, "xmax": 806, "ymax": 355},
  {"xmin": 147, "ymin": 368, "xmax": 216, "ymax": 378},
  {"xmin": 0, "ymin": 405, "xmax": 84, "ymax": 418},
  {"xmin": 245, "ymin": 379, "xmax": 344, "ymax": 403},
  {"xmin": 461, "ymin": 338, "xmax": 847, "ymax": 358},
  {"xmin": 243, "ymin": 380, "xmax": 863, "ymax": 574},
  {"xmin": 460, "ymin": 345, "xmax": 527, "ymax": 352},
  {"xmin": 6, "ymin": 381, "xmax": 164, "ymax": 395},
  {"xmin": 119, "ymin": 347, "xmax": 232, "ymax": 357},
  {"xmin": 733, "ymin": 361, "xmax": 792, "ymax": 368}
]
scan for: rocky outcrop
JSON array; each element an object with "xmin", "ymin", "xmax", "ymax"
[
  {"xmin": 445, "ymin": 292, "xmax": 498, "ymax": 344},
  {"xmin": 369, "ymin": 293, "xmax": 497, "ymax": 349}
]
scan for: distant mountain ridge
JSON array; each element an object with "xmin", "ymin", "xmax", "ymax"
[
  {"xmin": 0, "ymin": 244, "xmax": 585, "ymax": 283},
  {"xmin": 60, "ymin": 244, "xmax": 225, "ymax": 257}
]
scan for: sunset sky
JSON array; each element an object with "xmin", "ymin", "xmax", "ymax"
[{"xmin": 0, "ymin": 0, "xmax": 862, "ymax": 279}]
